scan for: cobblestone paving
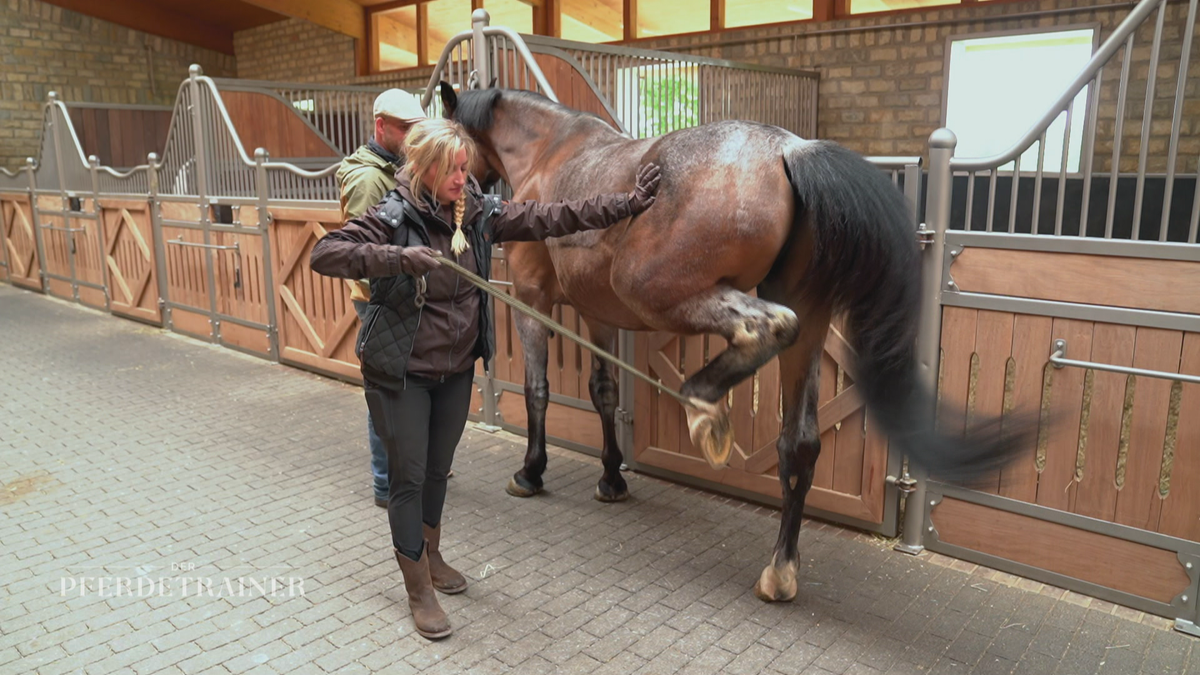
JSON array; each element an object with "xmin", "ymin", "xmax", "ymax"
[{"xmin": 2, "ymin": 283, "xmax": 1198, "ymax": 675}]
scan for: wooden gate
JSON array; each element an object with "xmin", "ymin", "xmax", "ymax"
[
  {"xmin": 632, "ymin": 320, "xmax": 893, "ymax": 528},
  {"xmin": 270, "ymin": 206, "xmax": 362, "ymax": 382},
  {"xmin": 99, "ymin": 199, "xmax": 160, "ymax": 324},
  {"xmin": 1, "ymin": 193, "xmax": 40, "ymax": 290},
  {"xmin": 925, "ymin": 235, "xmax": 1200, "ymax": 624},
  {"xmin": 157, "ymin": 200, "xmax": 272, "ymax": 356},
  {"xmin": 36, "ymin": 194, "xmax": 109, "ymax": 308}
]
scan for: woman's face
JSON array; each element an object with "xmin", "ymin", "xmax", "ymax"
[{"xmin": 423, "ymin": 147, "xmax": 469, "ymax": 204}]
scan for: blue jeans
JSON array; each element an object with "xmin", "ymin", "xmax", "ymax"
[{"xmin": 354, "ymin": 300, "xmax": 389, "ymax": 500}]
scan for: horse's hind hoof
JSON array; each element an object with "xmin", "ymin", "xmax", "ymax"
[
  {"xmin": 686, "ymin": 398, "xmax": 733, "ymax": 469},
  {"xmin": 594, "ymin": 482, "xmax": 630, "ymax": 503},
  {"xmin": 753, "ymin": 556, "xmax": 799, "ymax": 603},
  {"xmin": 506, "ymin": 474, "xmax": 543, "ymax": 498}
]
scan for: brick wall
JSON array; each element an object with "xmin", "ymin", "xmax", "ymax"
[
  {"xmin": 0, "ymin": 0, "xmax": 236, "ymax": 171},
  {"xmin": 233, "ymin": 18, "xmax": 355, "ymax": 83}
]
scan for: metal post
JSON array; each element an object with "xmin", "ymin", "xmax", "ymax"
[
  {"xmin": 894, "ymin": 129, "xmax": 956, "ymax": 556},
  {"xmin": 46, "ymin": 92, "xmax": 80, "ymax": 301},
  {"xmin": 147, "ymin": 153, "xmax": 171, "ymax": 328},
  {"xmin": 88, "ymin": 155, "xmax": 111, "ymax": 310},
  {"xmin": 472, "ymin": 9, "xmax": 491, "ymax": 89},
  {"xmin": 188, "ymin": 65, "xmax": 218, "ymax": 341},
  {"xmin": 616, "ymin": 328, "xmax": 637, "ymax": 470},
  {"xmin": 253, "ymin": 148, "xmax": 280, "ymax": 362},
  {"xmin": 477, "ymin": 363, "xmax": 501, "ymax": 433},
  {"xmin": 26, "ymin": 157, "xmax": 48, "ymax": 293}
]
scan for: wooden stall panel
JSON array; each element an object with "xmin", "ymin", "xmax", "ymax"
[
  {"xmin": 159, "ymin": 201, "xmax": 212, "ymax": 339},
  {"xmin": 1157, "ymin": 334, "xmax": 1200, "ymax": 541},
  {"xmin": 1, "ymin": 194, "xmax": 41, "ymax": 290},
  {"xmin": 632, "ymin": 313, "xmax": 890, "ymax": 525},
  {"xmin": 221, "ymin": 91, "xmax": 340, "ymax": 160},
  {"xmin": 951, "ymin": 248, "xmax": 1200, "ymax": 316},
  {"xmin": 73, "ymin": 211, "xmax": 107, "ymax": 310},
  {"xmin": 212, "ymin": 226, "xmax": 270, "ymax": 356},
  {"xmin": 932, "ymin": 496, "xmax": 1191, "ymax": 605},
  {"xmin": 69, "ymin": 107, "xmax": 171, "ymax": 168},
  {"xmin": 100, "ymin": 199, "xmax": 160, "ymax": 324},
  {"xmin": 36, "ymin": 195, "xmax": 72, "ymax": 300},
  {"xmin": 934, "ymin": 294, "xmax": 1200, "ymax": 543},
  {"xmin": 270, "ymin": 207, "xmax": 361, "ymax": 382}
]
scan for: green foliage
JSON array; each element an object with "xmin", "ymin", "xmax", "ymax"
[{"xmin": 637, "ymin": 72, "xmax": 700, "ymax": 138}]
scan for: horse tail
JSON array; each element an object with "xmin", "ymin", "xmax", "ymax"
[{"xmin": 782, "ymin": 140, "xmax": 1030, "ymax": 483}]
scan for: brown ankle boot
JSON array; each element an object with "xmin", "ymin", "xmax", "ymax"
[
  {"xmin": 423, "ymin": 524, "xmax": 468, "ymax": 594},
  {"xmin": 394, "ymin": 545, "xmax": 452, "ymax": 639}
]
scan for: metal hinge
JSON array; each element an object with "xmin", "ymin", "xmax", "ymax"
[{"xmin": 915, "ymin": 224, "xmax": 934, "ymax": 249}]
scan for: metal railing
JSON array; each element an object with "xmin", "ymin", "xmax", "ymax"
[
  {"xmin": 212, "ymin": 78, "xmax": 384, "ymax": 158},
  {"xmin": 416, "ymin": 13, "xmax": 818, "ymax": 142},
  {"xmin": 949, "ymin": 0, "xmax": 1199, "ymax": 244},
  {"xmin": 523, "ymin": 35, "xmax": 819, "ymax": 139},
  {"xmin": 96, "ymin": 164, "xmax": 151, "ymax": 196}
]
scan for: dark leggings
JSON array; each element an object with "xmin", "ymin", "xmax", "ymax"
[{"xmin": 364, "ymin": 370, "xmax": 474, "ymax": 561}]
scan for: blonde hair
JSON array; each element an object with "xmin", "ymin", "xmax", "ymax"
[{"xmin": 402, "ymin": 119, "xmax": 477, "ymax": 255}]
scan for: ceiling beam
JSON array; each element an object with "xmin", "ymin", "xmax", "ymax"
[
  {"xmin": 368, "ymin": 0, "xmax": 431, "ymax": 12},
  {"xmin": 238, "ymin": 0, "xmax": 365, "ymax": 39},
  {"xmin": 38, "ymin": 0, "xmax": 234, "ymax": 54}
]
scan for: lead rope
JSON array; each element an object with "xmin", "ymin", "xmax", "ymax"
[{"xmin": 432, "ymin": 255, "xmax": 696, "ymax": 409}]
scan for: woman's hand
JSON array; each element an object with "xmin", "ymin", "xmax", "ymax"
[
  {"xmin": 628, "ymin": 163, "xmax": 662, "ymax": 215},
  {"xmin": 398, "ymin": 246, "xmax": 442, "ymax": 276}
]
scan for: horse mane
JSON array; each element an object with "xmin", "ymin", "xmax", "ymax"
[{"xmin": 455, "ymin": 88, "xmax": 604, "ymax": 133}]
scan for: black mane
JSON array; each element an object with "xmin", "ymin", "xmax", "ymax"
[{"xmin": 454, "ymin": 89, "xmax": 598, "ymax": 132}]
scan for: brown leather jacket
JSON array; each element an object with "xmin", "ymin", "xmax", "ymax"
[{"xmin": 311, "ymin": 174, "xmax": 634, "ymax": 387}]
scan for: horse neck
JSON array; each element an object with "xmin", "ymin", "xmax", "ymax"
[{"xmin": 489, "ymin": 101, "xmax": 613, "ymax": 195}]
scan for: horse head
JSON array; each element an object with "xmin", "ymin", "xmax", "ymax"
[{"xmin": 438, "ymin": 81, "xmax": 504, "ymax": 192}]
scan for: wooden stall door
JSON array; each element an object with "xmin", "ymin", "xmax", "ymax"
[
  {"xmin": 100, "ymin": 199, "xmax": 160, "ymax": 324},
  {"xmin": 270, "ymin": 207, "xmax": 362, "ymax": 382},
  {"xmin": 72, "ymin": 198, "xmax": 107, "ymax": 310},
  {"xmin": 158, "ymin": 201, "xmax": 213, "ymax": 340},
  {"xmin": 37, "ymin": 195, "xmax": 74, "ymax": 301},
  {"xmin": 2, "ymin": 194, "xmax": 41, "ymax": 290},
  {"xmin": 632, "ymin": 320, "xmax": 891, "ymax": 526},
  {"xmin": 928, "ymin": 244, "xmax": 1200, "ymax": 618}
]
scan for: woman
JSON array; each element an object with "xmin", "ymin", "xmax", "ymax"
[{"xmin": 310, "ymin": 118, "xmax": 660, "ymax": 639}]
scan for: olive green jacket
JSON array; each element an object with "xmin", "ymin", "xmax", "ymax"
[{"xmin": 336, "ymin": 144, "xmax": 400, "ymax": 301}]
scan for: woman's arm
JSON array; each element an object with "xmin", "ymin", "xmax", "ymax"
[
  {"xmin": 310, "ymin": 202, "xmax": 442, "ymax": 278},
  {"xmin": 489, "ymin": 164, "xmax": 660, "ymax": 243}
]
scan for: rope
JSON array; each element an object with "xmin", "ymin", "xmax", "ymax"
[{"xmin": 434, "ymin": 256, "xmax": 695, "ymax": 409}]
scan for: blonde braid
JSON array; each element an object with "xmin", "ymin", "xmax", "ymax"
[{"xmin": 450, "ymin": 193, "xmax": 470, "ymax": 256}]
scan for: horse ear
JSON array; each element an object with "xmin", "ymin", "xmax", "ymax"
[{"xmin": 438, "ymin": 81, "xmax": 457, "ymax": 118}]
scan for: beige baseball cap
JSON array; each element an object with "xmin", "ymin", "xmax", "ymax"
[{"xmin": 373, "ymin": 89, "xmax": 427, "ymax": 123}]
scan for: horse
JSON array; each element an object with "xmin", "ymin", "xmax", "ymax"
[{"xmin": 439, "ymin": 84, "xmax": 1030, "ymax": 602}]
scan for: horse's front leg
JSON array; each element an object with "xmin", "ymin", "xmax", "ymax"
[
  {"xmin": 583, "ymin": 319, "xmax": 628, "ymax": 502},
  {"xmin": 507, "ymin": 310, "xmax": 551, "ymax": 498}
]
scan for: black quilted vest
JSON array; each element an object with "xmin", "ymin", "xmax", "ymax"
[{"xmin": 354, "ymin": 190, "xmax": 502, "ymax": 386}]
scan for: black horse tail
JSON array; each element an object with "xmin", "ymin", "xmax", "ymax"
[{"xmin": 782, "ymin": 140, "xmax": 1030, "ymax": 483}]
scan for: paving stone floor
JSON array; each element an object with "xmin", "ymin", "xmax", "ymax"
[{"xmin": 2, "ymin": 283, "xmax": 1198, "ymax": 675}]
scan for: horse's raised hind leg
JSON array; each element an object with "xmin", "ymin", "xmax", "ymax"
[
  {"xmin": 583, "ymin": 319, "xmax": 628, "ymax": 502},
  {"xmin": 508, "ymin": 310, "xmax": 551, "ymax": 498},
  {"xmin": 659, "ymin": 285, "xmax": 801, "ymax": 468},
  {"xmin": 753, "ymin": 278, "xmax": 830, "ymax": 598}
]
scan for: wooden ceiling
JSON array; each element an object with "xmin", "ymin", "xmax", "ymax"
[{"xmin": 39, "ymin": 0, "xmax": 391, "ymax": 55}]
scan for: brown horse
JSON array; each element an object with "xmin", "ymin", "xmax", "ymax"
[{"xmin": 440, "ymin": 85, "xmax": 1027, "ymax": 602}]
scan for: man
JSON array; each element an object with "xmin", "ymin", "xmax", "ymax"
[{"xmin": 337, "ymin": 88, "xmax": 426, "ymax": 508}]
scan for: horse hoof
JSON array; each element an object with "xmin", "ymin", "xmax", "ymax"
[
  {"xmin": 594, "ymin": 483, "xmax": 630, "ymax": 503},
  {"xmin": 753, "ymin": 560, "xmax": 798, "ymax": 603},
  {"xmin": 686, "ymin": 398, "xmax": 733, "ymax": 469},
  {"xmin": 506, "ymin": 474, "xmax": 542, "ymax": 498}
]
